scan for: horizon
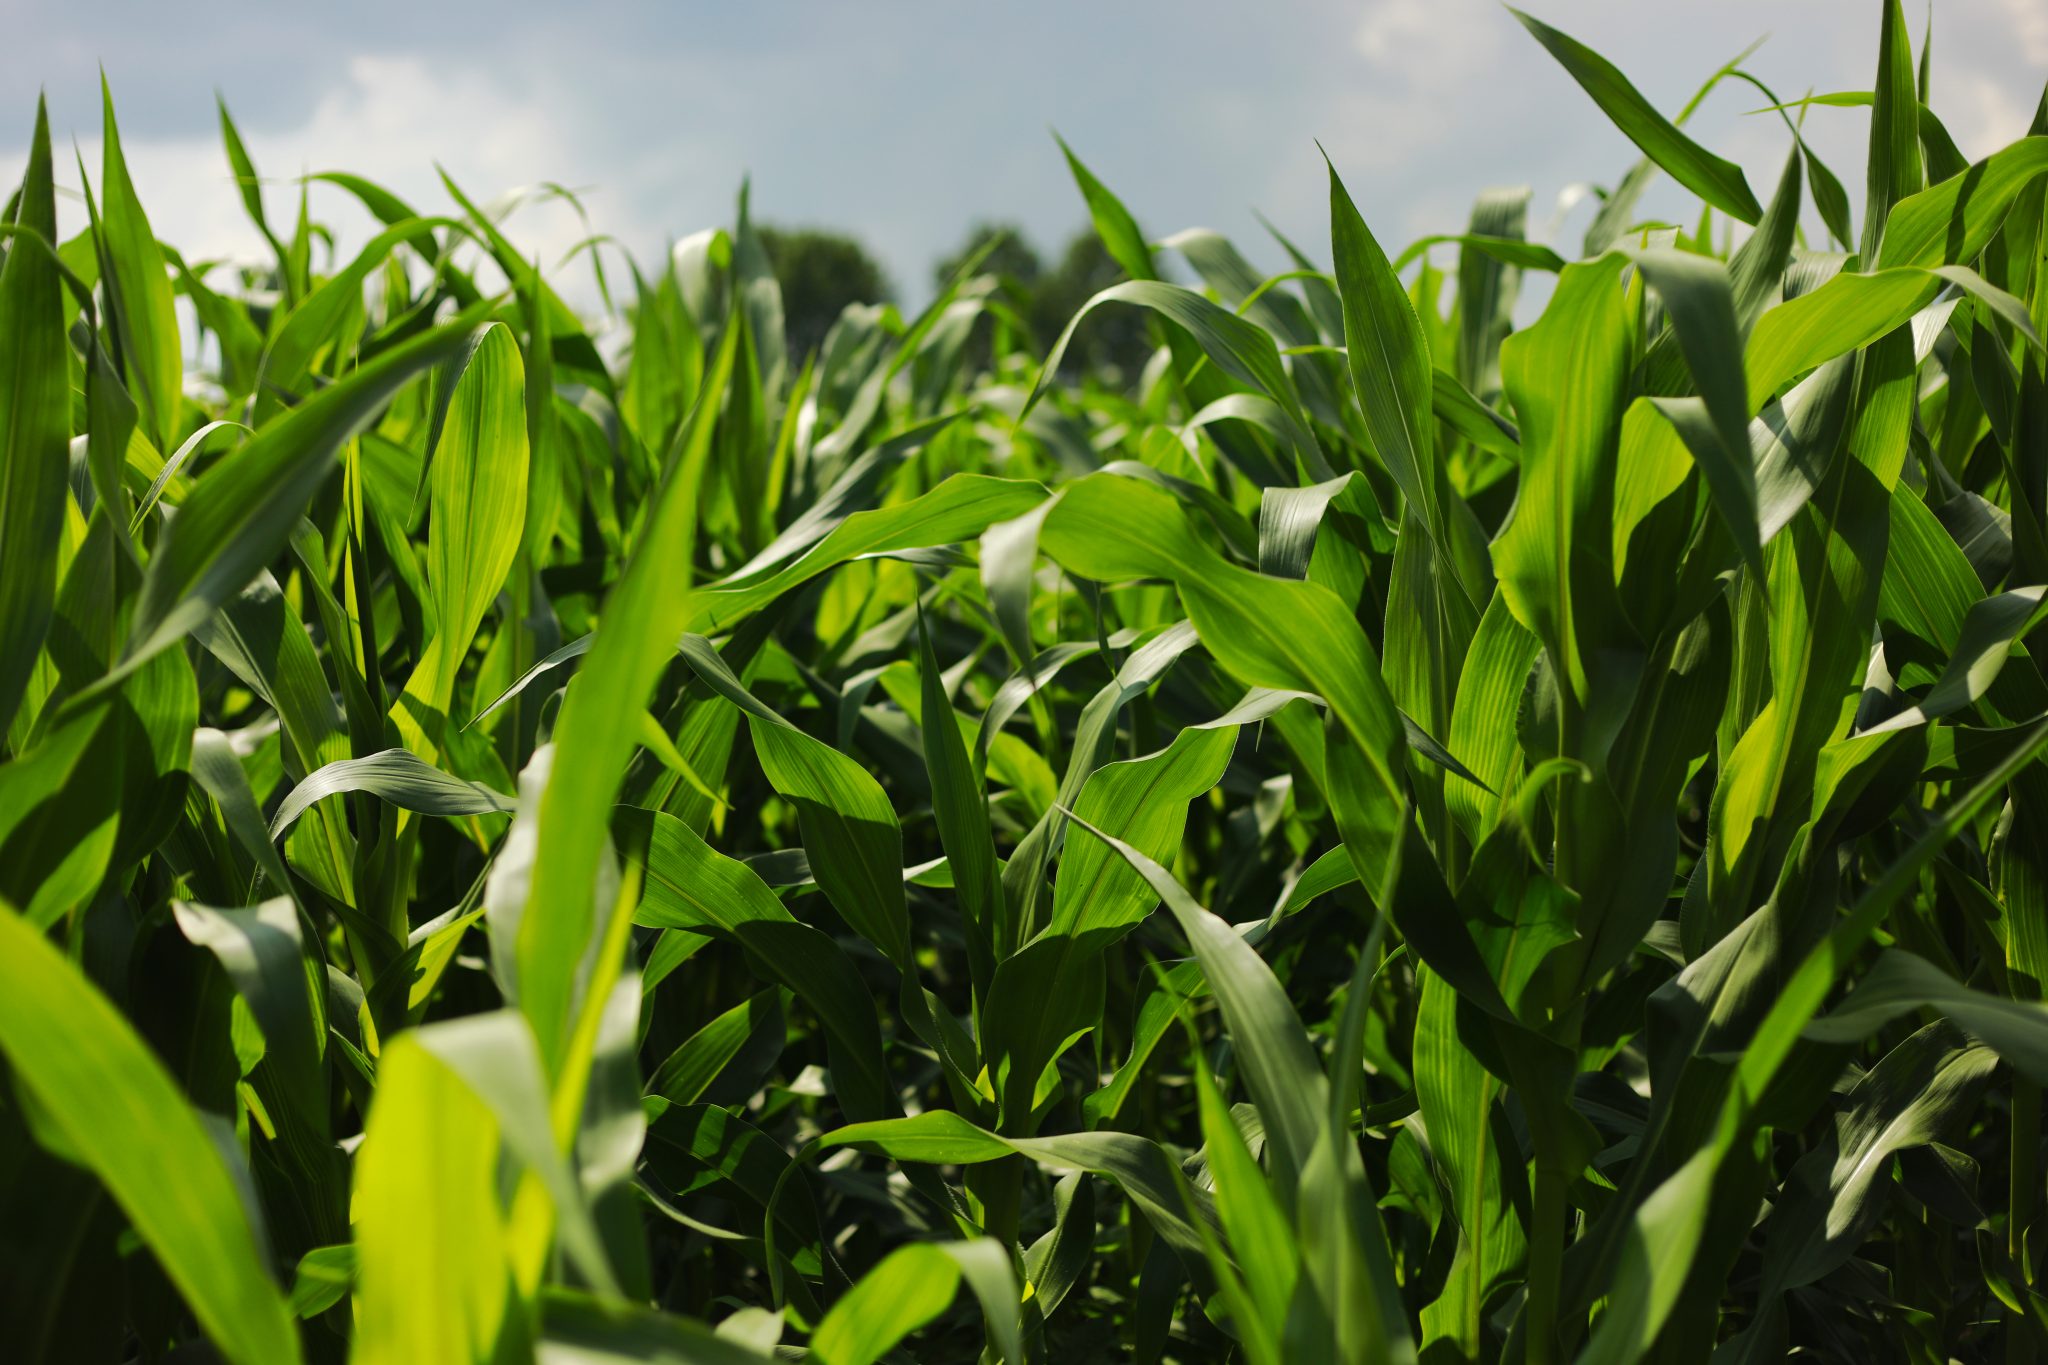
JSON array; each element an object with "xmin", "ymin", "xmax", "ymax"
[{"xmin": 9, "ymin": 1, "xmax": 2043, "ymax": 317}]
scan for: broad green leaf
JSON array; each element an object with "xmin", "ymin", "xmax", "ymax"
[
  {"xmin": 1026, "ymin": 280, "xmax": 1322, "ymax": 475},
  {"xmin": 917, "ymin": 611, "xmax": 1006, "ymax": 998},
  {"xmin": 127, "ymin": 314, "xmax": 491, "ymax": 674},
  {"xmin": 1861, "ymin": 0, "xmax": 1923, "ymax": 260},
  {"xmin": 1509, "ymin": 9, "xmax": 1762, "ymax": 223},
  {"xmin": 1590, "ymin": 717, "xmax": 2048, "ymax": 1361},
  {"xmin": 538, "ymin": 1289, "xmax": 778, "ymax": 1364},
  {"xmin": 620, "ymin": 805, "xmax": 895, "ymax": 1123},
  {"xmin": 95, "ymin": 78, "xmax": 183, "ymax": 455},
  {"xmin": 268, "ymin": 748, "xmax": 513, "ymax": 840},
  {"xmin": 1721, "ymin": 1022, "xmax": 1995, "ymax": 1365},
  {"xmin": 645, "ymin": 988, "xmax": 784, "ymax": 1106},
  {"xmin": 407, "ymin": 1011, "xmax": 620, "ymax": 1297},
  {"xmin": 807, "ymin": 1241, "xmax": 1013, "ymax": 1365},
  {"xmin": 984, "ymin": 719, "xmax": 1237, "ymax": 1125},
  {"xmin": 216, "ymin": 97, "xmax": 286, "ymax": 283},
  {"xmin": 1191, "ymin": 1054, "xmax": 1296, "ymax": 1352},
  {"xmin": 1060, "ymin": 810, "xmax": 1327, "ymax": 1200},
  {"xmin": 0, "ymin": 98, "xmax": 70, "ymax": 735},
  {"xmin": 0, "ymin": 696, "xmax": 118, "ymax": 928},
  {"xmin": 0, "ymin": 904, "xmax": 301, "ymax": 1365},
  {"xmin": 1054, "ymin": 133, "xmax": 1156, "ymax": 281},
  {"xmin": 401, "ymin": 320, "xmax": 530, "ymax": 751},
  {"xmin": 514, "ymin": 298, "xmax": 733, "ymax": 1079},
  {"xmin": 1632, "ymin": 248, "xmax": 1759, "ymax": 567},
  {"xmin": 1807, "ymin": 950, "xmax": 2048, "ymax": 1083},
  {"xmin": 350, "ymin": 1030, "xmax": 517, "ymax": 1365},
  {"xmin": 1876, "ymin": 136, "xmax": 2048, "ymax": 270},
  {"xmin": 824, "ymin": 1111, "xmax": 1217, "ymax": 1269},
  {"xmin": 1327, "ymin": 157, "xmax": 1458, "ymax": 586},
  {"xmin": 1868, "ymin": 585, "xmax": 2048, "ymax": 732},
  {"xmin": 255, "ymin": 216, "xmax": 461, "ymax": 420},
  {"xmin": 1042, "ymin": 470, "xmax": 1510, "ymax": 1017},
  {"xmin": 683, "ymin": 635, "xmax": 913, "ymax": 970},
  {"xmin": 1491, "ymin": 255, "xmax": 1636, "ymax": 742},
  {"xmin": 1394, "ymin": 232, "xmax": 1562, "ymax": 277},
  {"xmin": 172, "ymin": 897, "xmax": 327, "ymax": 1126}
]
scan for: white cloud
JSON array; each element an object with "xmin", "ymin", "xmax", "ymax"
[
  {"xmin": 1339, "ymin": 0, "xmax": 1507, "ymax": 174},
  {"xmin": 1944, "ymin": 72, "xmax": 2036, "ymax": 160},
  {"xmin": 1998, "ymin": 0, "xmax": 2048, "ymax": 67},
  {"xmin": 1355, "ymin": 0, "xmax": 1500, "ymax": 70},
  {"xmin": 9, "ymin": 0, "xmax": 2044, "ymax": 321},
  {"xmin": 39, "ymin": 53, "xmax": 646, "ymax": 310}
]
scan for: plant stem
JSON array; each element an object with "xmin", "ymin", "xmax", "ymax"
[
  {"xmin": 968, "ymin": 1154, "xmax": 1024, "ymax": 1255},
  {"xmin": 1526, "ymin": 1158, "xmax": 1570, "ymax": 1365},
  {"xmin": 2012, "ymin": 1078, "xmax": 2040, "ymax": 1365}
]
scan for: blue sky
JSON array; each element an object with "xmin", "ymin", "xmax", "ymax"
[{"xmin": 6, "ymin": 1, "xmax": 2045, "ymax": 312}]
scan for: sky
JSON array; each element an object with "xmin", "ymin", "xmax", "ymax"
[{"xmin": 4, "ymin": 1, "xmax": 2045, "ymax": 315}]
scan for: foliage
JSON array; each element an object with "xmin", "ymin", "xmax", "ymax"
[
  {"xmin": 2, "ymin": 5, "xmax": 2048, "ymax": 1363},
  {"xmin": 756, "ymin": 223, "xmax": 892, "ymax": 360},
  {"xmin": 934, "ymin": 222, "xmax": 1155, "ymax": 378}
]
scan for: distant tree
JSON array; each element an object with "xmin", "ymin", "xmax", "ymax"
[
  {"xmin": 1030, "ymin": 230, "xmax": 1152, "ymax": 380},
  {"xmin": 928, "ymin": 223, "xmax": 1153, "ymax": 380},
  {"xmin": 756, "ymin": 226, "xmax": 891, "ymax": 360},
  {"xmin": 932, "ymin": 221, "xmax": 1044, "ymax": 296}
]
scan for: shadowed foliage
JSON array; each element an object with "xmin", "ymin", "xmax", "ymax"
[{"xmin": 2, "ymin": 5, "xmax": 2048, "ymax": 1362}]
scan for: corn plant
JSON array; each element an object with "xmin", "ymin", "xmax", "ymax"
[{"xmin": 3, "ymin": 2, "xmax": 2048, "ymax": 1361}]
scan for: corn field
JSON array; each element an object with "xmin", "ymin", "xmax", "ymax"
[{"xmin": 3, "ymin": 3, "xmax": 2048, "ymax": 1361}]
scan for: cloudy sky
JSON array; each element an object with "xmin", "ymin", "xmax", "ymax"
[{"xmin": 5, "ymin": 1, "xmax": 2045, "ymax": 312}]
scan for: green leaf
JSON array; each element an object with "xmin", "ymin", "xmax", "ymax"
[
  {"xmin": 95, "ymin": 77, "xmax": 183, "ymax": 455},
  {"xmin": 1633, "ymin": 248, "xmax": 1760, "ymax": 568},
  {"xmin": 823, "ymin": 1111, "xmax": 1217, "ymax": 1269},
  {"xmin": 1862, "ymin": 0, "xmax": 1924, "ymax": 260},
  {"xmin": 0, "ymin": 904, "xmax": 301, "ymax": 1365},
  {"xmin": 0, "ymin": 98, "xmax": 70, "ymax": 736},
  {"xmin": 1025, "ymin": 280, "xmax": 1321, "ymax": 475},
  {"xmin": 0, "ymin": 697, "xmax": 119, "ymax": 929},
  {"xmin": 645, "ymin": 988, "xmax": 783, "ymax": 1106},
  {"xmin": 1042, "ymin": 471, "xmax": 1510, "ymax": 1018},
  {"xmin": 1054, "ymin": 133, "xmax": 1157, "ymax": 281},
  {"xmin": 1190, "ymin": 1052, "xmax": 1297, "ymax": 1353},
  {"xmin": 1491, "ymin": 255, "xmax": 1636, "ymax": 740},
  {"xmin": 1808, "ymin": 950, "xmax": 2048, "ymax": 1084},
  {"xmin": 255, "ymin": 217, "xmax": 460, "ymax": 420},
  {"xmin": 401, "ymin": 320, "xmax": 530, "ymax": 750},
  {"xmin": 350, "ymin": 1028, "xmax": 518, "ymax": 1365},
  {"xmin": 268, "ymin": 748, "xmax": 513, "ymax": 840},
  {"xmin": 126, "ymin": 312, "xmax": 491, "ymax": 676},
  {"xmin": 513, "ymin": 296, "xmax": 734, "ymax": 1078},
  {"xmin": 917, "ymin": 609, "xmax": 1005, "ymax": 977},
  {"xmin": 1876, "ymin": 135, "xmax": 2048, "ymax": 270},
  {"xmin": 215, "ymin": 97, "xmax": 286, "ymax": 279},
  {"xmin": 171, "ymin": 897, "xmax": 327, "ymax": 1126},
  {"xmin": 1509, "ymin": 9, "xmax": 1762, "ymax": 224},
  {"xmin": 538, "ymin": 1289, "xmax": 779, "ymax": 1363},
  {"xmin": 1394, "ymin": 232, "xmax": 1563, "ymax": 277},
  {"xmin": 683, "ymin": 636, "xmax": 914, "ymax": 971},
  {"xmin": 1868, "ymin": 585, "xmax": 2048, "ymax": 732},
  {"xmin": 1735, "ymin": 1022, "xmax": 1994, "ymax": 1352},
  {"xmin": 1060, "ymin": 809, "xmax": 1327, "ymax": 1200},
  {"xmin": 984, "ymin": 719, "xmax": 1237, "ymax": 1125},
  {"xmin": 620, "ymin": 805, "xmax": 896, "ymax": 1123},
  {"xmin": 809, "ymin": 1242, "xmax": 985, "ymax": 1365},
  {"xmin": 1326, "ymin": 159, "xmax": 1438, "ymax": 534},
  {"xmin": 288, "ymin": 1245, "xmax": 354, "ymax": 1320}
]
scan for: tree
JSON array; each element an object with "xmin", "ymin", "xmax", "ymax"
[
  {"xmin": 928, "ymin": 223, "xmax": 1153, "ymax": 380},
  {"xmin": 1029, "ymin": 230, "xmax": 1152, "ymax": 380},
  {"xmin": 931, "ymin": 221, "xmax": 1044, "ymax": 296},
  {"xmin": 756, "ymin": 226, "xmax": 891, "ymax": 361}
]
